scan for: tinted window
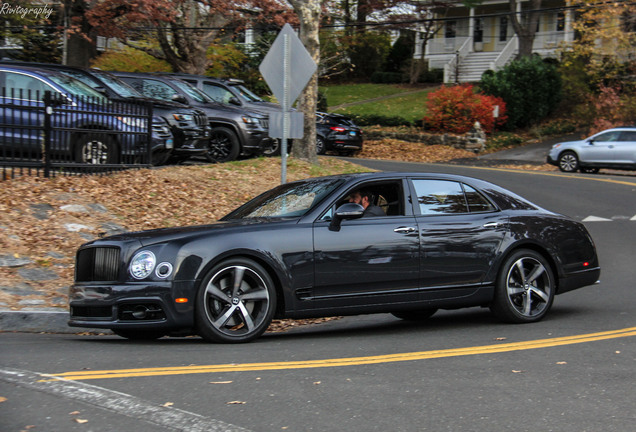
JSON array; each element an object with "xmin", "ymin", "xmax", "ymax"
[
  {"xmin": 126, "ymin": 78, "xmax": 175, "ymax": 100},
  {"xmin": 619, "ymin": 131, "xmax": 636, "ymax": 141},
  {"xmin": 463, "ymin": 184, "xmax": 495, "ymax": 212},
  {"xmin": 202, "ymin": 83, "xmax": 235, "ymax": 104},
  {"xmin": 1, "ymin": 71, "xmax": 55, "ymax": 100},
  {"xmin": 593, "ymin": 131, "xmax": 621, "ymax": 142},
  {"xmin": 413, "ymin": 180, "xmax": 467, "ymax": 215}
]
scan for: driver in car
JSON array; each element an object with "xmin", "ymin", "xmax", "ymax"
[{"xmin": 348, "ymin": 189, "xmax": 386, "ymax": 217}]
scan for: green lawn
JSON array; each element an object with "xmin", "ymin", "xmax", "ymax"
[
  {"xmin": 319, "ymin": 83, "xmax": 411, "ymax": 108},
  {"xmin": 321, "ymin": 84, "xmax": 438, "ymax": 124}
]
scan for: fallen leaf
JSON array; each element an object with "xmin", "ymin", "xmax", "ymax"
[
  {"xmin": 74, "ymin": 419, "xmax": 88, "ymax": 424},
  {"xmin": 227, "ymin": 401, "xmax": 246, "ymax": 405},
  {"xmin": 512, "ymin": 370, "xmax": 525, "ymax": 373},
  {"xmin": 69, "ymin": 411, "xmax": 80, "ymax": 415},
  {"xmin": 495, "ymin": 337, "xmax": 507, "ymax": 341},
  {"xmin": 556, "ymin": 361, "xmax": 567, "ymax": 365},
  {"xmin": 209, "ymin": 381, "xmax": 233, "ymax": 384},
  {"xmin": 313, "ymin": 381, "xmax": 321, "ymax": 385},
  {"xmin": 162, "ymin": 402, "xmax": 174, "ymax": 407},
  {"xmin": 0, "ymin": 396, "xmax": 7, "ymax": 403}
]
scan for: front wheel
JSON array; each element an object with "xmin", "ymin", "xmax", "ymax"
[
  {"xmin": 195, "ymin": 258, "xmax": 276, "ymax": 343},
  {"xmin": 489, "ymin": 249, "xmax": 555, "ymax": 323},
  {"xmin": 75, "ymin": 135, "xmax": 117, "ymax": 164},
  {"xmin": 206, "ymin": 127, "xmax": 240, "ymax": 163},
  {"xmin": 557, "ymin": 151, "xmax": 579, "ymax": 173}
]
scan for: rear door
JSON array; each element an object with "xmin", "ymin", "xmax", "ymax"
[
  {"xmin": 615, "ymin": 131, "xmax": 636, "ymax": 165},
  {"xmin": 410, "ymin": 178, "xmax": 508, "ymax": 299}
]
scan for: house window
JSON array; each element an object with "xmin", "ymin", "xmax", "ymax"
[
  {"xmin": 500, "ymin": 16, "xmax": 508, "ymax": 41},
  {"xmin": 556, "ymin": 12, "xmax": 565, "ymax": 31},
  {"xmin": 445, "ymin": 20, "xmax": 456, "ymax": 38},
  {"xmin": 474, "ymin": 18, "xmax": 483, "ymax": 43}
]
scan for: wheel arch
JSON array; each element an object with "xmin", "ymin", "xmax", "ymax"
[{"xmin": 496, "ymin": 241, "xmax": 560, "ymax": 291}]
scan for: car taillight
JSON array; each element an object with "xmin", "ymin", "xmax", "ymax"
[{"xmin": 330, "ymin": 126, "xmax": 346, "ymax": 132}]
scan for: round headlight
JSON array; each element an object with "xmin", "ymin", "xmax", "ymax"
[{"xmin": 130, "ymin": 250, "xmax": 156, "ymax": 280}]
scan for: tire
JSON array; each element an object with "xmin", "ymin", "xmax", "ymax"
[
  {"xmin": 557, "ymin": 151, "xmax": 579, "ymax": 173},
  {"xmin": 489, "ymin": 249, "xmax": 555, "ymax": 323},
  {"xmin": 206, "ymin": 127, "xmax": 240, "ymax": 163},
  {"xmin": 195, "ymin": 258, "xmax": 276, "ymax": 343},
  {"xmin": 112, "ymin": 329, "xmax": 166, "ymax": 340},
  {"xmin": 262, "ymin": 139, "xmax": 281, "ymax": 157},
  {"xmin": 316, "ymin": 136, "xmax": 327, "ymax": 155},
  {"xmin": 391, "ymin": 309, "xmax": 438, "ymax": 321},
  {"xmin": 75, "ymin": 135, "xmax": 117, "ymax": 164},
  {"xmin": 151, "ymin": 151, "xmax": 171, "ymax": 166}
]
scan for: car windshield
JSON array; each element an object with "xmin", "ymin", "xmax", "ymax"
[
  {"xmin": 47, "ymin": 74, "xmax": 108, "ymax": 102},
  {"xmin": 232, "ymin": 84, "xmax": 264, "ymax": 103},
  {"xmin": 170, "ymin": 79, "xmax": 212, "ymax": 103},
  {"xmin": 91, "ymin": 70, "xmax": 143, "ymax": 98},
  {"xmin": 224, "ymin": 178, "xmax": 343, "ymax": 220}
]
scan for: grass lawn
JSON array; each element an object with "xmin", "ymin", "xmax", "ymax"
[
  {"xmin": 326, "ymin": 85, "xmax": 438, "ymax": 124},
  {"xmin": 319, "ymin": 83, "xmax": 412, "ymax": 108}
]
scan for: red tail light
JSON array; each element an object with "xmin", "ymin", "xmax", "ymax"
[{"xmin": 330, "ymin": 126, "xmax": 346, "ymax": 132}]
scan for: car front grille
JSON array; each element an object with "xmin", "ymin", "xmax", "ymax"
[
  {"xmin": 76, "ymin": 247, "xmax": 120, "ymax": 282},
  {"xmin": 259, "ymin": 118, "xmax": 269, "ymax": 130},
  {"xmin": 70, "ymin": 305, "xmax": 113, "ymax": 319},
  {"xmin": 194, "ymin": 110, "xmax": 209, "ymax": 127}
]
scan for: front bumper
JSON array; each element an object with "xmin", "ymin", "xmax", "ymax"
[{"xmin": 68, "ymin": 281, "xmax": 196, "ymax": 331}]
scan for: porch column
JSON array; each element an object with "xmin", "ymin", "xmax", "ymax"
[
  {"xmin": 564, "ymin": 0, "xmax": 574, "ymax": 43},
  {"xmin": 469, "ymin": 8, "xmax": 475, "ymax": 52}
]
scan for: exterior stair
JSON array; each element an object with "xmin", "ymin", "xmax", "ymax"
[{"xmin": 454, "ymin": 51, "xmax": 500, "ymax": 83}]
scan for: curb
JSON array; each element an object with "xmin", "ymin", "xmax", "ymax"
[{"xmin": 0, "ymin": 310, "xmax": 109, "ymax": 334}]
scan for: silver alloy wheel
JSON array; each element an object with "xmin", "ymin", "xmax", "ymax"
[
  {"xmin": 81, "ymin": 140, "xmax": 110, "ymax": 164},
  {"xmin": 316, "ymin": 136, "xmax": 326, "ymax": 155},
  {"xmin": 202, "ymin": 265, "xmax": 271, "ymax": 338},
  {"xmin": 558, "ymin": 152, "xmax": 578, "ymax": 172},
  {"xmin": 505, "ymin": 257, "xmax": 552, "ymax": 318}
]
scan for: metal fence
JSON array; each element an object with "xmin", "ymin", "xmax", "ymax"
[{"xmin": 0, "ymin": 89, "xmax": 156, "ymax": 179}]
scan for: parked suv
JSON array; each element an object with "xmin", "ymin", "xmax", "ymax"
[
  {"xmin": 112, "ymin": 72, "xmax": 272, "ymax": 162},
  {"xmin": 0, "ymin": 66, "xmax": 172, "ymax": 165},
  {"xmin": 0, "ymin": 60, "xmax": 209, "ymax": 165},
  {"xmin": 315, "ymin": 112, "xmax": 363, "ymax": 156},
  {"xmin": 547, "ymin": 127, "xmax": 636, "ymax": 173}
]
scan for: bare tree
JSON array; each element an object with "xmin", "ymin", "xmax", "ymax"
[{"xmin": 509, "ymin": 0, "xmax": 542, "ymax": 58}]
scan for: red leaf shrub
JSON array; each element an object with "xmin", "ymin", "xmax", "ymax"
[{"xmin": 425, "ymin": 84, "xmax": 508, "ymax": 134}]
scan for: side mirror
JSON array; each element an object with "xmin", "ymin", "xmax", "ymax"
[
  {"xmin": 329, "ymin": 203, "xmax": 364, "ymax": 232},
  {"xmin": 171, "ymin": 94, "xmax": 187, "ymax": 104},
  {"xmin": 228, "ymin": 96, "xmax": 241, "ymax": 106},
  {"xmin": 587, "ymin": 139, "xmax": 595, "ymax": 145},
  {"xmin": 94, "ymin": 86, "xmax": 108, "ymax": 96}
]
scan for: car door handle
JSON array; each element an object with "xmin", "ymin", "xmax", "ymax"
[
  {"xmin": 394, "ymin": 226, "xmax": 416, "ymax": 234},
  {"xmin": 483, "ymin": 222, "xmax": 501, "ymax": 228}
]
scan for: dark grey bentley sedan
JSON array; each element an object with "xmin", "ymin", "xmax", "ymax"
[{"xmin": 69, "ymin": 172, "xmax": 600, "ymax": 343}]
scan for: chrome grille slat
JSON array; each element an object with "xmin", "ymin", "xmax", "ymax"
[{"xmin": 76, "ymin": 247, "xmax": 120, "ymax": 282}]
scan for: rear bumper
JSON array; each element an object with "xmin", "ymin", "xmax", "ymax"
[{"xmin": 557, "ymin": 266, "xmax": 601, "ymax": 294}]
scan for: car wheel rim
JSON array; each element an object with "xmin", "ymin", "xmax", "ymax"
[
  {"xmin": 208, "ymin": 134, "xmax": 231, "ymax": 160},
  {"xmin": 263, "ymin": 140, "xmax": 280, "ymax": 156},
  {"xmin": 316, "ymin": 138, "xmax": 325, "ymax": 154},
  {"xmin": 203, "ymin": 265, "xmax": 270, "ymax": 337},
  {"xmin": 82, "ymin": 140, "xmax": 109, "ymax": 164},
  {"xmin": 505, "ymin": 257, "xmax": 552, "ymax": 318},
  {"xmin": 559, "ymin": 154, "xmax": 577, "ymax": 172}
]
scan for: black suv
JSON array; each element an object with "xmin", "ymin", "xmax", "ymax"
[
  {"xmin": 112, "ymin": 72, "xmax": 273, "ymax": 162},
  {"xmin": 0, "ymin": 60, "xmax": 210, "ymax": 165}
]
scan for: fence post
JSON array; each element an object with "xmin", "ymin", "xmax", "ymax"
[
  {"xmin": 146, "ymin": 101, "xmax": 152, "ymax": 165},
  {"xmin": 43, "ymin": 91, "xmax": 53, "ymax": 178}
]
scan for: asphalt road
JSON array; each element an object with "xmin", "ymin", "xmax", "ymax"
[{"xmin": 2, "ymin": 156, "xmax": 635, "ymax": 432}]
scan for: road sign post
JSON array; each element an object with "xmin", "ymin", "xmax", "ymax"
[{"xmin": 259, "ymin": 24, "xmax": 317, "ymax": 183}]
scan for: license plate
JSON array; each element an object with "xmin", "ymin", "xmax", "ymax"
[
  {"xmin": 349, "ymin": 131, "xmax": 357, "ymax": 136},
  {"xmin": 165, "ymin": 139, "xmax": 174, "ymax": 149}
]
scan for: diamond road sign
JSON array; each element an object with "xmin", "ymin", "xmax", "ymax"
[{"xmin": 259, "ymin": 23, "xmax": 317, "ymax": 108}]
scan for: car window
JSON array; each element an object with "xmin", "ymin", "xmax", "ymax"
[
  {"xmin": 619, "ymin": 131, "xmax": 636, "ymax": 141},
  {"xmin": 1, "ymin": 71, "xmax": 56, "ymax": 100},
  {"xmin": 126, "ymin": 78, "xmax": 175, "ymax": 100},
  {"xmin": 202, "ymin": 83, "xmax": 235, "ymax": 104},
  {"xmin": 170, "ymin": 79, "xmax": 211, "ymax": 103},
  {"xmin": 320, "ymin": 181, "xmax": 404, "ymax": 221},
  {"xmin": 592, "ymin": 131, "xmax": 621, "ymax": 142},
  {"xmin": 413, "ymin": 179, "xmax": 468, "ymax": 215},
  {"xmin": 463, "ymin": 184, "xmax": 496, "ymax": 212}
]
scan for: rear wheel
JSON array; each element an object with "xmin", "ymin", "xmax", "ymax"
[
  {"xmin": 316, "ymin": 136, "xmax": 326, "ymax": 155},
  {"xmin": 195, "ymin": 258, "xmax": 276, "ymax": 343},
  {"xmin": 489, "ymin": 249, "xmax": 555, "ymax": 323},
  {"xmin": 206, "ymin": 127, "xmax": 240, "ymax": 163},
  {"xmin": 557, "ymin": 151, "xmax": 579, "ymax": 173},
  {"xmin": 262, "ymin": 139, "xmax": 281, "ymax": 156},
  {"xmin": 75, "ymin": 135, "xmax": 117, "ymax": 164}
]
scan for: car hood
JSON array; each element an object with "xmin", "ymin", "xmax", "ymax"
[{"xmin": 99, "ymin": 218, "xmax": 296, "ymax": 246}]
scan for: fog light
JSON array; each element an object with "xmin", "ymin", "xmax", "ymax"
[{"xmin": 155, "ymin": 262, "xmax": 173, "ymax": 279}]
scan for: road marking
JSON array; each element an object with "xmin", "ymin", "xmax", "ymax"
[
  {"xmin": 42, "ymin": 327, "xmax": 636, "ymax": 381},
  {"xmin": 583, "ymin": 216, "xmax": 613, "ymax": 222},
  {"xmin": 0, "ymin": 368, "xmax": 253, "ymax": 432}
]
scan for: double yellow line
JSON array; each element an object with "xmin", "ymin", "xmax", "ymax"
[{"xmin": 43, "ymin": 327, "xmax": 636, "ymax": 381}]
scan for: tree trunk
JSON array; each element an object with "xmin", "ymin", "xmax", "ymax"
[
  {"xmin": 509, "ymin": 0, "xmax": 542, "ymax": 59},
  {"xmin": 289, "ymin": 0, "xmax": 321, "ymax": 164}
]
